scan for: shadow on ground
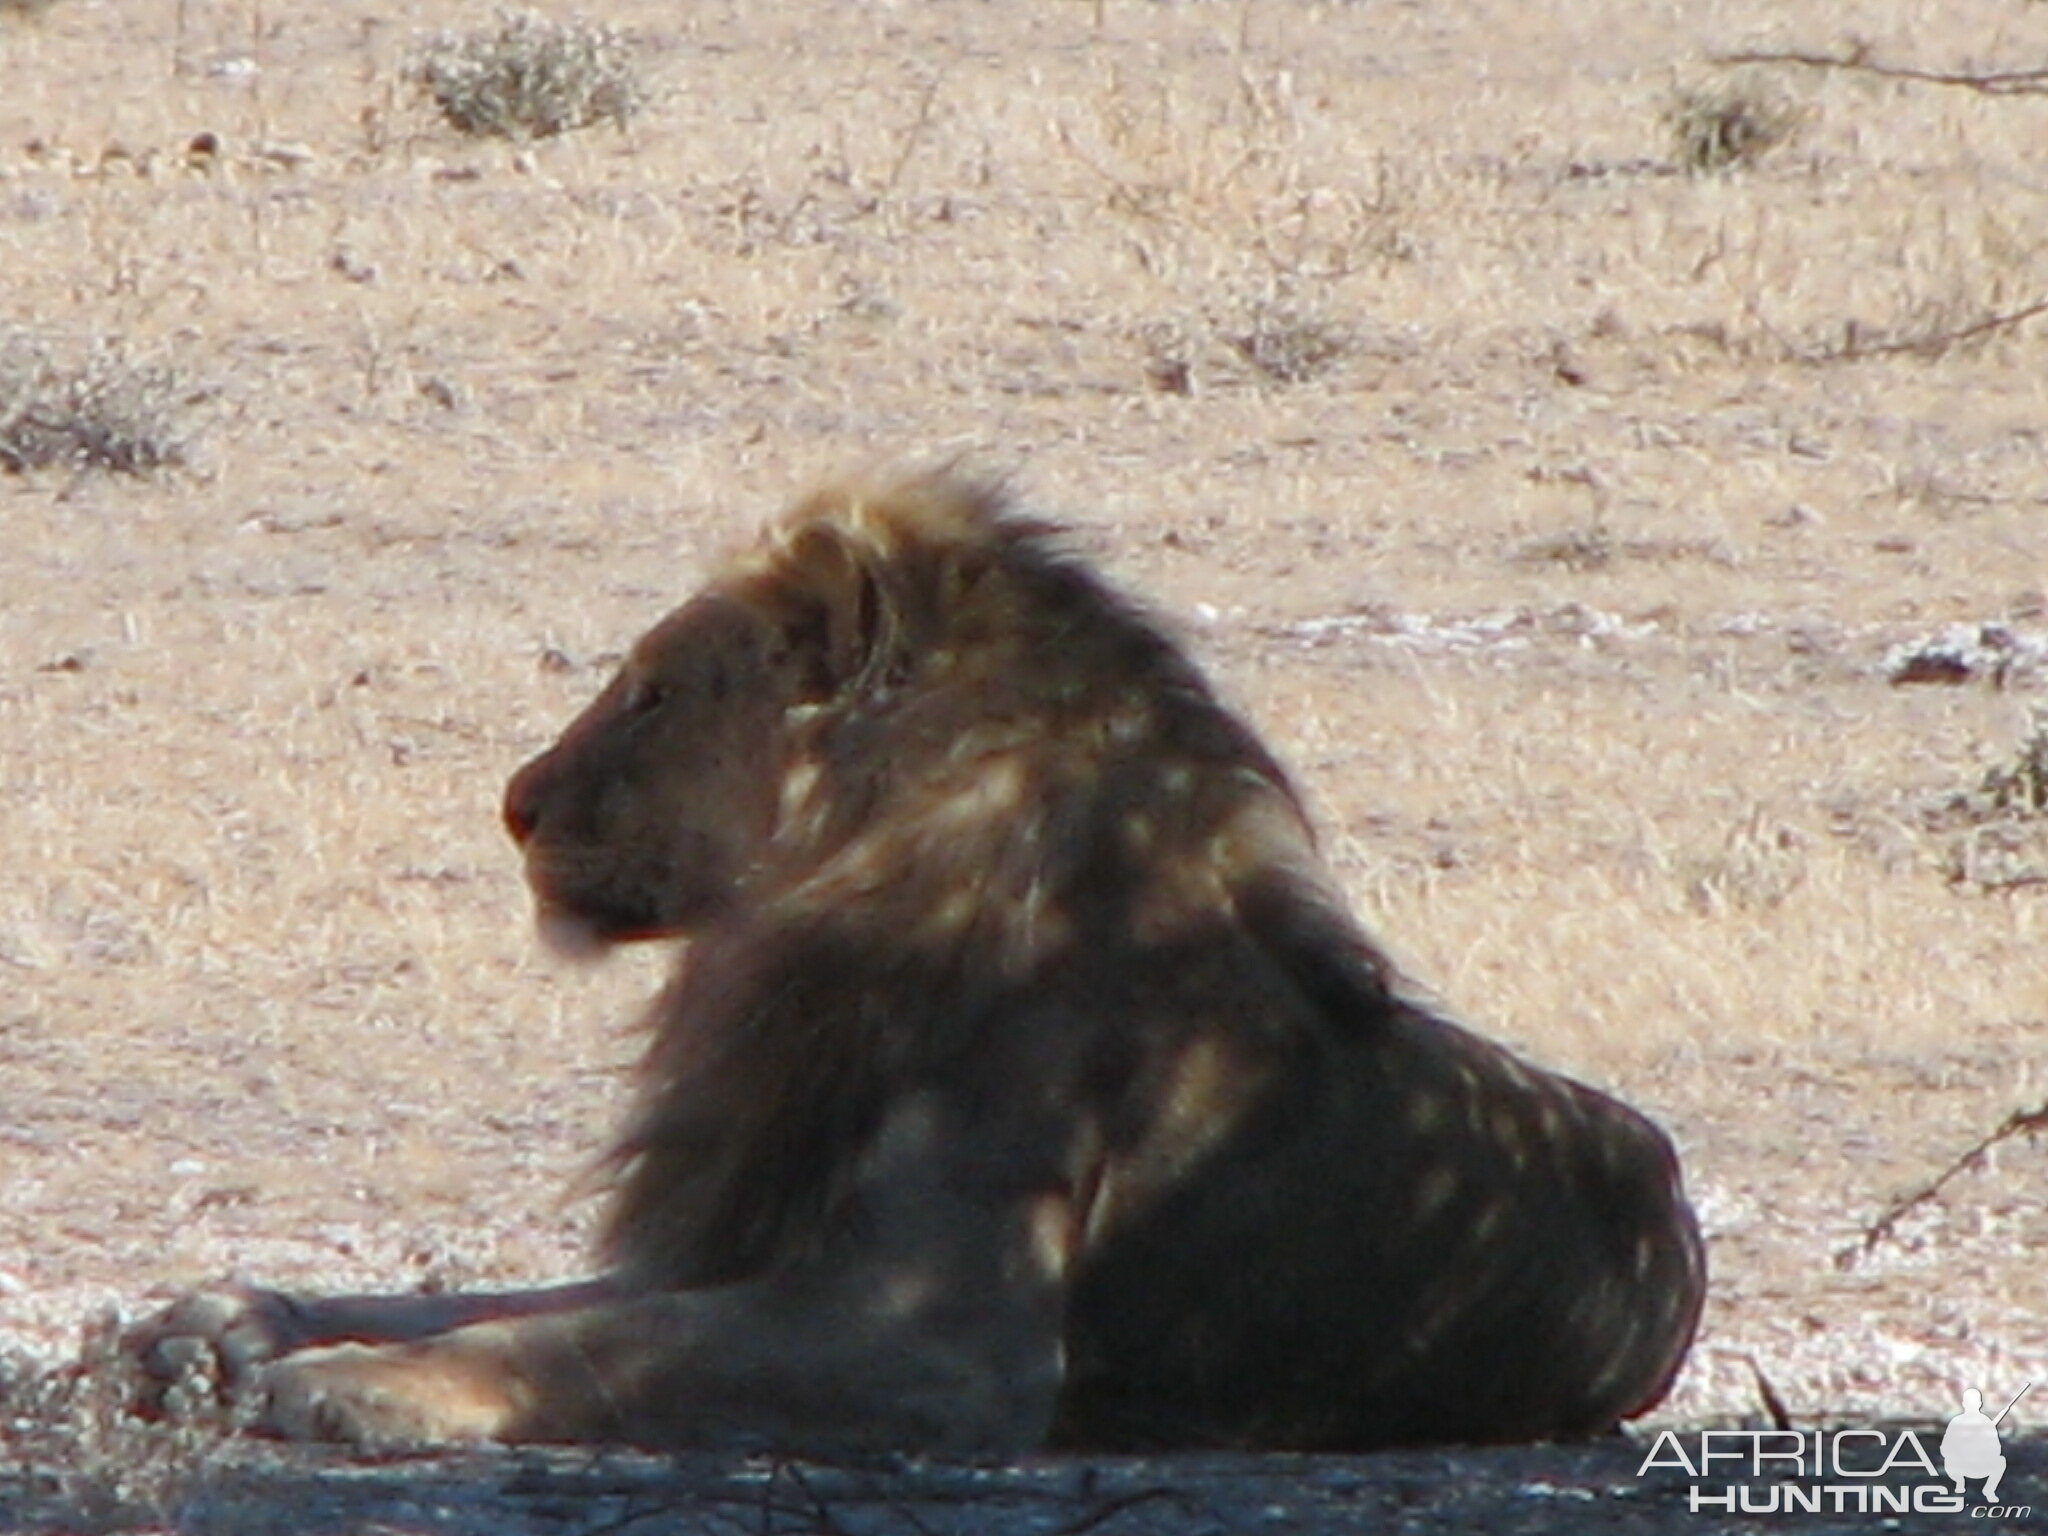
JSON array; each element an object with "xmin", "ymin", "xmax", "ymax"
[{"xmin": 5, "ymin": 1431, "xmax": 2042, "ymax": 1535}]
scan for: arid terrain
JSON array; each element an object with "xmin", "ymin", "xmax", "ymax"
[{"xmin": 1, "ymin": 0, "xmax": 2044, "ymax": 1528}]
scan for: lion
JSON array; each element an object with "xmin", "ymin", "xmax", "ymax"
[{"xmin": 132, "ymin": 469, "xmax": 1705, "ymax": 1454}]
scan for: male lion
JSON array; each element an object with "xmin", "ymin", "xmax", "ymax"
[{"xmin": 135, "ymin": 470, "xmax": 1705, "ymax": 1454}]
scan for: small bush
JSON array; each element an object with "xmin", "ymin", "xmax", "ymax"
[
  {"xmin": 1516, "ymin": 524, "xmax": 1615, "ymax": 573},
  {"xmin": 1665, "ymin": 81, "xmax": 1803, "ymax": 173},
  {"xmin": 0, "ymin": 1315, "xmax": 234, "ymax": 1533},
  {"xmin": 1927, "ymin": 718, "xmax": 2048, "ymax": 893},
  {"xmin": 410, "ymin": 10, "xmax": 646, "ymax": 141},
  {"xmin": 1958, "ymin": 721, "xmax": 2048, "ymax": 821},
  {"xmin": 0, "ymin": 336, "xmax": 193, "ymax": 476},
  {"xmin": 1223, "ymin": 305, "xmax": 1353, "ymax": 385}
]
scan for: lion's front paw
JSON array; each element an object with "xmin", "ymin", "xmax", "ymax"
[
  {"xmin": 125, "ymin": 1286, "xmax": 316, "ymax": 1415},
  {"xmin": 261, "ymin": 1342, "xmax": 524, "ymax": 1449}
]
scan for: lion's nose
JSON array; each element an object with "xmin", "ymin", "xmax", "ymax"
[{"xmin": 503, "ymin": 760, "xmax": 545, "ymax": 846}]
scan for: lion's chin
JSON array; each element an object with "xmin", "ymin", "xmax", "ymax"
[{"xmin": 534, "ymin": 906, "xmax": 620, "ymax": 961}]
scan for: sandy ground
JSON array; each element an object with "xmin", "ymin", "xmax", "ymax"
[{"xmin": 2, "ymin": 0, "xmax": 2046, "ymax": 1522}]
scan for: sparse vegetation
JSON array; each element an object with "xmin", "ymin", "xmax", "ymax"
[
  {"xmin": 0, "ymin": 337, "xmax": 193, "ymax": 476},
  {"xmin": 1222, "ymin": 302, "xmax": 1353, "ymax": 385},
  {"xmin": 1680, "ymin": 813, "xmax": 1807, "ymax": 916},
  {"xmin": 1128, "ymin": 301, "xmax": 1358, "ymax": 393},
  {"xmin": 1516, "ymin": 522, "xmax": 1615, "ymax": 572},
  {"xmin": 409, "ymin": 10, "xmax": 646, "ymax": 140},
  {"xmin": 1981, "ymin": 721, "xmax": 2048, "ymax": 817},
  {"xmin": 1513, "ymin": 523, "xmax": 1735, "ymax": 573},
  {"xmin": 1664, "ymin": 78, "xmax": 1803, "ymax": 171},
  {"xmin": 1, "ymin": 1317, "xmax": 232, "ymax": 1533},
  {"xmin": 1932, "ymin": 719, "xmax": 2048, "ymax": 892}
]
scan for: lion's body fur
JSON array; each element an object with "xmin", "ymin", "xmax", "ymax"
[
  {"xmin": 135, "ymin": 470, "xmax": 1704, "ymax": 1455},
  {"xmin": 562, "ymin": 473, "xmax": 1704, "ymax": 1449}
]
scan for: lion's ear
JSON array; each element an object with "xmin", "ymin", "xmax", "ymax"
[{"xmin": 780, "ymin": 523, "xmax": 891, "ymax": 698}]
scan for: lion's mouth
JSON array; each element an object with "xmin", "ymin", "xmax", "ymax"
[
  {"xmin": 526, "ymin": 879, "xmax": 686, "ymax": 951},
  {"xmin": 521, "ymin": 844, "xmax": 699, "ymax": 952}
]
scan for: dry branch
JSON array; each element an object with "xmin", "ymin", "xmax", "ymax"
[
  {"xmin": 1809, "ymin": 296, "xmax": 2048, "ymax": 363},
  {"xmin": 1837, "ymin": 1099, "xmax": 2048, "ymax": 1268},
  {"xmin": 1714, "ymin": 47, "xmax": 2048, "ymax": 97}
]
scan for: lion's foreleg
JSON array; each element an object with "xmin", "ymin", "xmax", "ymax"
[
  {"xmin": 129, "ymin": 1276, "xmax": 622, "ymax": 1403},
  {"xmin": 272, "ymin": 1275, "xmax": 626, "ymax": 1342},
  {"xmin": 251, "ymin": 1189, "xmax": 1068, "ymax": 1453}
]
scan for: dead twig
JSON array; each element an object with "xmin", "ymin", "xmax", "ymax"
[
  {"xmin": 1714, "ymin": 47, "xmax": 2048, "ymax": 97},
  {"xmin": 1965, "ymin": 870, "xmax": 2048, "ymax": 894},
  {"xmin": 1808, "ymin": 296, "xmax": 2048, "ymax": 363},
  {"xmin": 881, "ymin": 72, "xmax": 946, "ymax": 194},
  {"xmin": 1749, "ymin": 1357, "xmax": 1793, "ymax": 1432},
  {"xmin": 1837, "ymin": 1099, "xmax": 2048, "ymax": 1267},
  {"xmin": 1053, "ymin": 1487, "xmax": 1181, "ymax": 1536}
]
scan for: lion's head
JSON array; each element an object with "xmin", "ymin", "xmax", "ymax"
[
  {"xmin": 504, "ymin": 591, "xmax": 804, "ymax": 950},
  {"xmin": 504, "ymin": 470, "xmax": 1314, "ymax": 968},
  {"xmin": 501, "ymin": 475, "xmax": 926, "ymax": 949}
]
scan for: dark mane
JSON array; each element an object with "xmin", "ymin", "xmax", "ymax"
[{"xmin": 601, "ymin": 475, "xmax": 1396, "ymax": 1287}]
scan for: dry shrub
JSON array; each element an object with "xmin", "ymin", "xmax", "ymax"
[
  {"xmin": 409, "ymin": 9, "xmax": 646, "ymax": 141},
  {"xmin": 1927, "ymin": 718, "xmax": 2048, "ymax": 892},
  {"xmin": 1224, "ymin": 305, "xmax": 1353, "ymax": 384},
  {"xmin": 1132, "ymin": 298, "xmax": 1357, "ymax": 394},
  {"xmin": 1980, "ymin": 723, "xmax": 2048, "ymax": 817},
  {"xmin": 1680, "ymin": 814, "xmax": 1808, "ymax": 916},
  {"xmin": 1936, "ymin": 719, "xmax": 2048, "ymax": 829},
  {"xmin": 0, "ymin": 1315, "xmax": 235, "ymax": 1534},
  {"xmin": 1664, "ymin": 79, "xmax": 1803, "ymax": 173},
  {"xmin": 0, "ymin": 336, "xmax": 193, "ymax": 476},
  {"xmin": 1516, "ymin": 523, "xmax": 1616, "ymax": 573}
]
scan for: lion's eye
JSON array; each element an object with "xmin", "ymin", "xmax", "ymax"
[{"xmin": 622, "ymin": 677, "xmax": 667, "ymax": 717}]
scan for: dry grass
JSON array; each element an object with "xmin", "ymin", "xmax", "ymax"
[
  {"xmin": 1, "ymin": 0, "xmax": 2045, "ymax": 1498},
  {"xmin": 1, "ymin": 1316, "xmax": 237, "ymax": 1533}
]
